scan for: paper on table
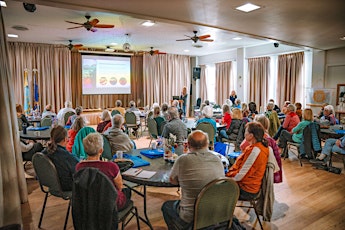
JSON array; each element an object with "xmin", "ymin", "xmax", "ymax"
[
  {"xmin": 122, "ymin": 168, "xmax": 143, "ymax": 176},
  {"xmin": 135, "ymin": 170, "xmax": 156, "ymax": 179}
]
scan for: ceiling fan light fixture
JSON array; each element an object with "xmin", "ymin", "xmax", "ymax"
[
  {"xmin": 0, "ymin": 1, "xmax": 7, "ymax": 7},
  {"xmin": 105, "ymin": 46, "xmax": 115, "ymax": 52},
  {"xmin": 123, "ymin": 42, "xmax": 131, "ymax": 52},
  {"xmin": 141, "ymin": 20, "xmax": 155, "ymax": 27},
  {"xmin": 236, "ymin": 3, "xmax": 261, "ymax": 12},
  {"xmin": 340, "ymin": 36, "xmax": 345, "ymax": 41}
]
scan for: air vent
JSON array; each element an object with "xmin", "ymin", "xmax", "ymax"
[{"xmin": 12, "ymin": 25, "xmax": 29, "ymax": 31}]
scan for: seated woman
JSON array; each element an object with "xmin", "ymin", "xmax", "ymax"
[
  {"xmin": 311, "ymin": 135, "xmax": 345, "ymax": 163},
  {"xmin": 196, "ymin": 106, "xmax": 217, "ymax": 142},
  {"xmin": 241, "ymin": 102, "xmax": 249, "ymax": 119},
  {"xmin": 240, "ymin": 114, "xmax": 283, "ymax": 183},
  {"xmin": 219, "ymin": 108, "xmax": 246, "ymax": 149},
  {"xmin": 277, "ymin": 108, "xmax": 314, "ymax": 157},
  {"xmin": 97, "ymin": 110, "xmax": 111, "ymax": 133},
  {"xmin": 226, "ymin": 122, "xmax": 269, "ymax": 200},
  {"xmin": 66, "ymin": 106, "xmax": 84, "ymax": 126},
  {"xmin": 295, "ymin": 102, "xmax": 303, "ymax": 121},
  {"xmin": 42, "ymin": 125, "xmax": 79, "ymax": 191},
  {"xmin": 248, "ymin": 101, "xmax": 258, "ymax": 121},
  {"xmin": 16, "ymin": 104, "xmax": 30, "ymax": 127},
  {"xmin": 281, "ymin": 101, "xmax": 291, "ymax": 114},
  {"xmin": 320, "ymin": 105, "xmax": 337, "ymax": 125},
  {"xmin": 76, "ymin": 132, "xmax": 131, "ymax": 211},
  {"xmin": 221, "ymin": 104, "xmax": 232, "ymax": 130},
  {"xmin": 21, "ymin": 139, "xmax": 43, "ymax": 162},
  {"xmin": 66, "ymin": 117, "xmax": 85, "ymax": 153},
  {"xmin": 161, "ymin": 102, "xmax": 169, "ymax": 121},
  {"xmin": 153, "ymin": 105, "xmax": 166, "ymax": 136},
  {"xmin": 273, "ymin": 104, "xmax": 300, "ymax": 140},
  {"xmin": 265, "ymin": 102, "xmax": 281, "ymax": 137}
]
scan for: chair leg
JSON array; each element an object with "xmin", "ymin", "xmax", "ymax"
[
  {"xmin": 251, "ymin": 200, "xmax": 263, "ymax": 230},
  {"xmin": 134, "ymin": 206, "xmax": 140, "ymax": 230},
  {"xmin": 38, "ymin": 192, "xmax": 49, "ymax": 228},
  {"xmin": 63, "ymin": 199, "xmax": 71, "ymax": 230}
]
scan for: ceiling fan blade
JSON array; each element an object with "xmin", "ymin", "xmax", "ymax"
[
  {"xmin": 176, "ymin": 38, "xmax": 192, "ymax": 41},
  {"xmin": 73, "ymin": 44, "xmax": 83, "ymax": 48},
  {"xmin": 94, "ymin": 24, "xmax": 115, "ymax": 28},
  {"xmin": 89, "ymin": 19, "xmax": 100, "ymax": 26},
  {"xmin": 67, "ymin": 26, "xmax": 84, "ymax": 29},
  {"xmin": 200, "ymin": 39, "xmax": 214, "ymax": 42},
  {"xmin": 65, "ymin": 20, "xmax": 84, "ymax": 25},
  {"xmin": 198, "ymin": 34, "xmax": 211, "ymax": 40}
]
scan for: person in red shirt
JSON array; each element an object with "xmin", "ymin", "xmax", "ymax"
[
  {"xmin": 226, "ymin": 122, "xmax": 269, "ymax": 200},
  {"xmin": 66, "ymin": 117, "xmax": 85, "ymax": 153},
  {"xmin": 76, "ymin": 132, "xmax": 131, "ymax": 211},
  {"xmin": 221, "ymin": 103, "xmax": 232, "ymax": 129}
]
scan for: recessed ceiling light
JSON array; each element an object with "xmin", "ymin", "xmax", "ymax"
[
  {"xmin": 236, "ymin": 3, "xmax": 261, "ymax": 12},
  {"xmin": 0, "ymin": 1, "xmax": 7, "ymax": 7},
  {"xmin": 110, "ymin": 42, "xmax": 118, "ymax": 46},
  {"xmin": 8, "ymin": 34, "xmax": 18, "ymax": 38},
  {"xmin": 232, "ymin": 37, "xmax": 242, "ymax": 40},
  {"xmin": 340, "ymin": 36, "xmax": 345, "ymax": 41},
  {"xmin": 184, "ymin": 49, "xmax": 190, "ymax": 52},
  {"xmin": 141, "ymin": 20, "xmax": 155, "ymax": 27}
]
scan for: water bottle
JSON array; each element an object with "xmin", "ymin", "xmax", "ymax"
[{"xmin": 22, "ymin": 123, "xmax": 27, "ymax": 134}]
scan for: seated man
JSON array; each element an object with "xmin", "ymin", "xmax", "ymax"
[
  {"xmin": 21, "ymin": 139, "xmax": 43, "ymax": 162},
  {"xmin": 161, "ymin": 107, "xmax": 188, "ymax": 155},
  {"xmin": 126, "ymin": 100, "xmax": 141, "ymax": 130},
  {"xmin": 41, "ymin": 104, "xmax": 57, "ymax": 118},
  {"xmin": 311, "ymin": 135, "xmax": 345, "ymax": 163},
  {"xmin": 104, "ymin": 114, "xmax": 134, "ymax": 153},
  {"xmin": 56, "ymin": 101, "xmax": 75, "ymax": 126},
  {"xmin": 113, "ymin": 99, "xmax": 126, "ymax": 116},
  {"xmin": 161, "ymin": 130, "xmax": 224, "ymax": 229}
]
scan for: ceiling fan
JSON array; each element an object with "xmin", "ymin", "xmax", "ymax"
[
  {"xmin": 176, "ymin": 30, "xmax": 214, "ymax": 43},
  {"xmin": 66, "ymin": 40, "xmax": 83, "ymax": 50},
  {"xmin": 65, "ymin": 15, "xmax": 114, "ymax": 32},
  {"xmin": 138, "ymin": 47, "xmax": 166, "ymax": 55}
]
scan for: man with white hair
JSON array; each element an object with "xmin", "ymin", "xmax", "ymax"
[
  {"xmin": 161, "ymin": 107, "xmax": 187, "ymax": 155},
  {"xmin": 196, "ymin": 105, "xmax": 217, "ymax": 142},
  {"xmin": 56, "ymin": 101, "xmax": 75, "ymax": 126},
  {"xmin": 104, "ymin": 114, "xmax": 134, "ymax": 153}
]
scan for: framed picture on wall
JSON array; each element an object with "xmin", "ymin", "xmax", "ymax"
[
  {"xmin": 306, "ymin": 88, "xmax": 333, "ymax": 105},
  {"xmin": 336, "ymin": 84, "xmax": 345, "ymax": 105}
]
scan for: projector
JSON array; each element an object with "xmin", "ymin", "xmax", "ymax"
[{"xmin": 123, "ymin": 43, "xmax": 131, "ymax": 52}]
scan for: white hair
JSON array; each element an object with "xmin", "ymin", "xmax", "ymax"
[
  {"xmin": 202, "ymin": 106, "xmax": 213, "ymax": 118},
  {"xmin": 324, "ymin": 105, "xmax": 334, "ymax": 114},
  {"xmin": 65, "ymin": 101, "xmax": 72, "ymax": 108}
]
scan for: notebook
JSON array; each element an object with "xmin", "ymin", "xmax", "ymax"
[{"xmin": 140, "ymin": 149, "xmax": 164, "ymax": 158}]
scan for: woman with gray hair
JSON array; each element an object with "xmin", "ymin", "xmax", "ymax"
[
  {"xmin": 76, "ymin": 132, "xmax": 131, "ymax": 211},
  {"xmin": 97, "ymin": 110, "xmax": 112, "ymax": 133},
  {"xmin": 196, "ymin": 106, "xmax": 217, "ymax": 142},
  {"xmin": 320, "ymin": 104, "xmax": 337, "ymax": 125}
]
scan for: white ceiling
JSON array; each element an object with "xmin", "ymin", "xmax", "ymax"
[{"xmin": 3, "ymin": 0, "xmax": 345, "ymax": 56}]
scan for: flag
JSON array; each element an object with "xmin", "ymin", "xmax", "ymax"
[
  {"xmin": 23, "ymin": 69, "xmax": 31, "ymax": 115},
  {"xmin": 33, "ymin": 69, "xmax": 39, "ymax": 111}
]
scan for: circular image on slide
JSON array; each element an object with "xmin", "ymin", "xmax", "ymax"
[
  {"xmin": 99, "ymin": 77, "xmax": 107, "ymax": 86},
  {"xmin": 119, "ymin": 77, "xmax": 127, "ymax": 85},
  {"xmin": 109, "ymin": 77, "xmax": 117, "ymax": 85}
]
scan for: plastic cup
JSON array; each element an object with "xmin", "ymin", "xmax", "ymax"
[{"xmin": 116, "ymin": 151, "xmax": 123, "ymax": 159}]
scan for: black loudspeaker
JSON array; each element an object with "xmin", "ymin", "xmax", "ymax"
[{"xmin": 193, "ymin": 67, "xmax": 201, "ymax": 80}]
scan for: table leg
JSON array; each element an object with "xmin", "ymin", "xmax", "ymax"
[{"xmin": 125, "ymin": 183, "xmax": 153, "ymax": 230}]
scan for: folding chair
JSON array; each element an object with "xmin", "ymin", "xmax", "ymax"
[{"xmin": 32, "ymin": 152, "xmax": 72, "ymax": 230}]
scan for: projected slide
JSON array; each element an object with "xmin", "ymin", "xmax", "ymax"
[{"xmin": 82, "ymin": 54, "xmax": 131, "ymax": 95}]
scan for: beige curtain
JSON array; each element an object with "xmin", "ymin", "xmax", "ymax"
[
  {"xmin": 0, "ymin": 8, "xmax": 24, "ymax": 226},
  {"xmin": 247, "ymin": 57, "xmax": 270, "ymax": 112},
  {"xmin": 143, "ymin": 53, "xmax": 191, "ymax": 114},
  {"xmin": 215, "ymin": 61, "xmax": 233, "ymax": 105},
  {"xmin": 8, "ymin": 42, "xmax": 72, "ymax": 113},
  {"xmin": 277, "ymin": 52, "xmax": 304, "ymax": 105},
  {"xmin": 199, "ymin": 65, "xmax": 208, "ymax": 102},
  {"xmin": 71, "ymin": 53, "xmax": 144, "ymax": 109}
]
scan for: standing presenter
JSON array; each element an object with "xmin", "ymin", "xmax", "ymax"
[{"xmin": 180, "ymin": 86, "xmax": 188, "ymax": 116}]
